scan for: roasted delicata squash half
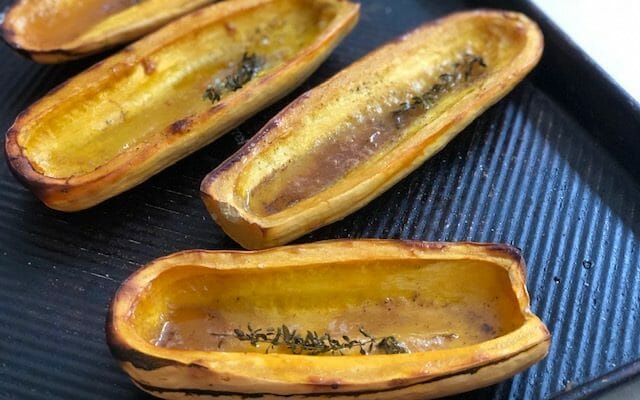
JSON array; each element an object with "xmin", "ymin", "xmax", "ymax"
[
  {"xmin": 201, "ymin": 10, "xmax": 544, "ymax": 249},
  {"xmin": 5, "ymin": 0, "xmax": 359, "ymax": 211},
  {"xmin": 107, "ymin": 240, "xmax": 550, "ymax": 399},
  {"xmin": 1, "ymin": 0, "xmax": 217, "ymax": 63}
]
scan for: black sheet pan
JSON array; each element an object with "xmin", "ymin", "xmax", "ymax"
[{"xmin": 1, "ymin": 0, "xmax": 639, "ymax": 399}]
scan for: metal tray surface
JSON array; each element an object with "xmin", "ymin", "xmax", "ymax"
[{"xmin": 1, "ymin": 0, "xmax": 639, "ymax": 399}]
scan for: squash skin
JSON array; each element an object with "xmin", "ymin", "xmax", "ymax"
[
  {"xmin": 200, "ymin": 10, "xmax": 544, "ymax": 250},
  {"xmin": 4, "ymin": 0, "xmax": 359, "ymax": 211},
  {"xmin": 1, "ymin": 0, "xmax": 216, "ymax": 63},
  {"xmin": 107, "ymin": 240, "xmax": 550, "ymax": 400}
]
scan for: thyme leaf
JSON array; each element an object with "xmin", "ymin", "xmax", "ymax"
[
  {"xmin": 229, "ymin": 325, "xmax": 409, "ymax": 356},
  {"xmin": 392, "ymin": 52, "xmax": 487, "ymax": 125},
  {"xmin": 204, "ymin": 52, "xmax": 264, "ymax": 104},
  {"xmin": 377, "ymin": 336, "xmax": 410, "ymax": 354}
]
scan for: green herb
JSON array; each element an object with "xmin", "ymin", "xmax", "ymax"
[
  {"xmin": 204, "ymin": 52, "xmax": 264, "ymax": 104},
  {"xmin": 392, "ymin": 52, "xmax": 486, "ymax": 124},
  {"xmin": 228, "ymin": 325, "xmax": 409, "ymax": 355},
  {"xmin": 376, "ymin": 335, "xmax": 410, "ymax": 354}
]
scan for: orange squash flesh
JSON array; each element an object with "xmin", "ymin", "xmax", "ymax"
[
  {"xmin": 1, "ymin": 0, "xmax": 215, "ymax": 62},
  {"xmin": 200, "ymin": 10, "xmax": 544, "ymax": 250},
  {"xmin": 5, "ymin": 0, "xmax": 359, "ymax": 211},
  {"xmin": 107, "ymin": 240, "xmax": 550, "ymax": 399}
]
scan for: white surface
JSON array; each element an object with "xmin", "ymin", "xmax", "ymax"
[{"xmin": 534, "ymin": 0, "xmax": 640, "ymax": 102}]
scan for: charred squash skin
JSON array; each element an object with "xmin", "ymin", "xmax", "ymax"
[
  {"xmin": 4, "ymin": 0, "xmax": 359, "ymax": 211},
  {"xmin": 106, "ymin": 240, "xmax": 550, "ymax": 400},
  {"xmin": 1, "ymin": 0, "xmax": 216, "ymax": 63},
  {"xmin": 200, "ymin": 10, "xmax": 544, "ymax": 250}
]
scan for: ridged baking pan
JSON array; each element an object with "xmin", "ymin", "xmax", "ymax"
[{"xmin": 1, "ymin": 0, "xmax": 639, "ymax": 398}]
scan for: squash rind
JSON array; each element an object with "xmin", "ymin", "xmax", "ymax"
[
  {"xmin": 4, "ymin": 0, "xmax": 359, "ymax": 211},
  {"xmin": 200, "ymin": 10, "xmax": 544, "ymax": 250},
  {"xmin": 106, "ymin": 240, "xmax": 550, "ymax": 399}
]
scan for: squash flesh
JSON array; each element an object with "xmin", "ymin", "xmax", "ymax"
[
  {"xmin": 19, "ymin": 1, "xmax": 330, "ymax": 178},
  {"xmin": 6, "ymin": 0, "xmax": 142, "ymax": 49},
  {"xmin": 132, "ymin": 260, "xmax": 524, "ymax": 353}
]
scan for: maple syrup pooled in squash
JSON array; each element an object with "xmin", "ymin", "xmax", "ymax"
[{"xmin": 135, "ymin": 259, "xmax": 524, "ymax": 355}]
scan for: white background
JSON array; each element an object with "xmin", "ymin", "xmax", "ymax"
[{"xmin": 534, "ymin": 0, "xmax": 640, "ymax": 102}]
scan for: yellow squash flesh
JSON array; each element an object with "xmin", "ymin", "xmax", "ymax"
[
  {"xmin": 5, "ymin": 0, "xmax": 359, "ymax": 211},
  {"xmin": 107, "ymin": 240, "xmax": 550, "ymax": 399},
  {"xmin": 1, "ymin": 0, "xmax": 216, "ymax": 63},
  {"xmin": 200, "ymin": 10, "xmax": 544, "ymax": 250}
]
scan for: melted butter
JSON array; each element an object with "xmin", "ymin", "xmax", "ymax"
[{"xmin": 248, "ymin": 53, "xmax": 487, "ymax": 215}]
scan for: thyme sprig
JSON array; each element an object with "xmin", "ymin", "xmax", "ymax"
[
  {"xmin": 393, "ymin": 52, "xmax": 486, "ymax": 121},
  {"xmin": 230, "ymin": 325, "xmax": 409, "ymax": 355},
  {"xmin": 204, "ymin": 52, "xmax": 264, "ymax": 104}
]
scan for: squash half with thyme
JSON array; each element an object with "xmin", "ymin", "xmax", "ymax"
[
  {"xmin": 1, "ymin": 0, "xmax": 216, "ymax": 63},
  {"xmin": 201, "ymin": 10, "xmax": 544, "ymax": 249},
  {"xmin": 5, "ymin": 0, "xmax": 359, "ymax": 211},
  {"xmin": 107, "ymin": 240, "xmax": 550, "ymax": 399}
]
